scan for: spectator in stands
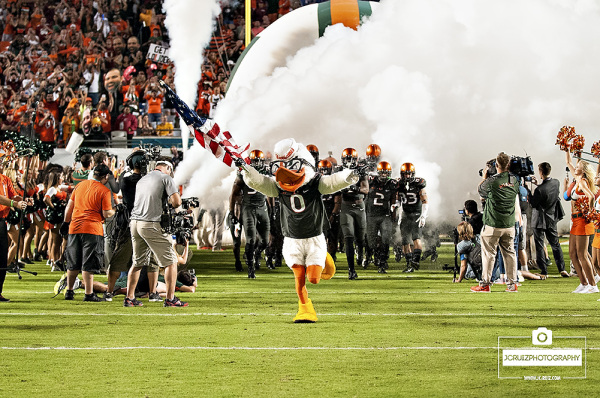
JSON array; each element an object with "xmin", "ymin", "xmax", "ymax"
[
  {"xmin": 103, "ymin": 68, "xmax": 123, "ymax": 128},
  {"xmin": 115, "ymin": 102, "xmax": 138, "ymax": 144},
  {"xmin": 138, "ymin": 113, "xmax": 154, "ymax": 136},
  {"xmin": 60, "ymin": 106, "xmax": 79, "ymax": 147},
  {"xmin": 144, "ymin": 86, "xmax": 164, "ymax": 127},
  {"xmin": 36, "ymin": 103, "xmax": 56, "ymax": 146},
  {"xmin": 156, "ymin": 114, "xmax": 173, "ymax": 136}
]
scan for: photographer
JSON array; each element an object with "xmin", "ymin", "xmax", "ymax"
[
  {"xmin": 472, "ymin": 152, "xmax": 521, "ymax": 293},
  {"xmin": 105, "ymin": 149, "xmax": 146, "ymax": 301},
  {"xmin": 464, "ymin": 200, "xmax": 483, "ymax": 237},
  {"xmin": 453, "ymin": 222, "xmax": 482, "ymax": 283},
  {"xmin": 530, "ymin": 162, "xmax": 568, "ymax": 277},
  {"xmin": 124, "ymin": 159, "xmax": 187, "ymax": 307}
]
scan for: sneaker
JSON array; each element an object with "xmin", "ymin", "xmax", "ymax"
[
  {"xmin": 470, "ymin": 285, "xmax": 491, "ymax": 293},
  {"xmin": 595, "ymin": 274, "xmax": 600, "ymax": 283},
  {"xmin": 0, "ymin": 295, "xmax": 10, "ymax": 302},
  {"xmin": 103, "ymin": 292, "xmax": 114, "ymax": 302},
  {"xmin": 164, "ymin": 296, "xmax": 188, "ymax": 307},
  {"xmin": 123, "ymin": 297, "xmax": 143, "ymax": 307},
  {"xmin": 572, "ymin": 284, "xmax": 588, "ymax": 293},
  {"xmin": 583, "ymin": 285, "xmax": 599, "ymax": 293},
  {"xmin": 54, "ymin": 274, "xmax": 68, "ymax": 296},
  {"xmin": 73, "ymin": 277, "xmax": 82, "ymax": 290},
  {"xmin": 494, "ymin": 277, "xmax": 506, "ymax": 285},
  {"xmin": 148, "ymin": 292, "xmax": 163, "ymax": 302},
  {"xmin": 411, "ymin": 261, "xmax": 420, "ymax": 271},
  {"xmin": 505, "ymin": 284, "xmax": 518, "ymax": 292},
  {"xmin": 20, "ymin": 257, "xmax": 32, "ymax": 265},
  {"xmin": 65, "ymin": 290, "xmax": 75, "ymax": 300},
  {"xmin": 83, "ymin": 293, "xmax": 105, "ymax": 302},
  {"xmin": 402, "ymin": 266, "xmax": 414, "ymax": 273}
]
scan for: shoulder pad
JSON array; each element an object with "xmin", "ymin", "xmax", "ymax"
[{"xmin": 415, "ymin": 178, "xmax": 426, "ymax": 189}]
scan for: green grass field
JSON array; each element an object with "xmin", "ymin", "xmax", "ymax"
[{"xmin": 0, "ymin": 242, "xmax": 598, "ymax": 397}]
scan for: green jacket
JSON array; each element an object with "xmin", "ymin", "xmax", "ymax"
[{"xmin": 478, "ymin": 172, "xmax": 519, "ymax": 228}]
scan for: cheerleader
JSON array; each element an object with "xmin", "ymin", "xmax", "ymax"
[{"xmin": 565, "ymin": 151, "xmax": 597, "ymax": 293}]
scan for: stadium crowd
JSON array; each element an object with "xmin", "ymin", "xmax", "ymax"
[{"xmin": 0, "ymin": 0, "xmax": 305, "ymax": 147}]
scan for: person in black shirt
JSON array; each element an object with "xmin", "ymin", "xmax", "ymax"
[
  {"xmin": 464, "ymin": 200, "xmax": 483, "ymax": 236},
  {"xmin": 105, "ymin": 150, "xmax": 146, "ymax": 300}
]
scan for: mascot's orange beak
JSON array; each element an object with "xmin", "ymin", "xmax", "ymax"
[{"xmin": 275, "ymin": 167, "xmax": 306, "ymax": 192}]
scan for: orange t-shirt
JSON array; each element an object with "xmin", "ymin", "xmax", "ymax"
[
  {"xmin": 145, "ymin": 94, "xmax": 163, "ymax": 114},
  {"xmin": 0, "ymin": 174, "xmax": 17, "ymax": 218},
  {"xmin": 68, "ymin": 180, "xmax": 112, "ymax": 236}
]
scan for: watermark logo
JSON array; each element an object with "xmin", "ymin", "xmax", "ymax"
[
  {"xmin": 498, "ymin": 328, "xmax": 586, "ymax": 380},
  {"xmin": 532, "ymin": 327, "xmax": 552, "ymax": 346}
]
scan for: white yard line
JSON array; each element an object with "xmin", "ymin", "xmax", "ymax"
[
  {"xmin": 0, "ymin": 312, "xmax": 589, "ymax": 317},
  {"xmin": 0, "ymin": 345, "xmax": 500, "ymax": 351}
]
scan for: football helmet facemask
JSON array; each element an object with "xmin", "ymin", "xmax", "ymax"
[
  {"xmin": 341, "ymin": 147, "xmax": 358, "ymax": 168},
  {"xmin": 318, "ymin": 159, "xmax": 333, "ymax": 175},
  {"xmin": 400, "ymin": 162, "xmax": 415, "ymax": 182},
  {"xmin": 377, "ymin": 161, "xmax": 392, "ymax": 179}
]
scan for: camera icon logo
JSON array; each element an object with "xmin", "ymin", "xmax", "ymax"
[{"xmin": 532, "ymin": 327, "xmax": 552, "ymax": 345}]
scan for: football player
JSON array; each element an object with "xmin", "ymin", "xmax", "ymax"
[
  {"xmin": 229, "ymin": 150, "xmax": 271, "ymax": 278},
  {"xmin": 307, "ymin": 144, "xmax": 319, "ymax": 165},
  {"xmin": 337, "ymin": 147, "xmax": 369, "ymax": 280},
  {"xmin": 365, "ymin": 161, "xmax": 397, "ymax": 273},
  {"xmin": 397, "ymin": 162, "xmax": 428, "ymax": 272},
  {"xmin": 319, "ymin": 159, "xmax": 339, "ymax": 261},
  {"xmin": 362, "ymin": 144, "xmax": 382, "ymax": 267}
]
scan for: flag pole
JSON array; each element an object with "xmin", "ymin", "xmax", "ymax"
[{"xmin": 245, "ymin": 0, "xmax": 251, "ymax": 46}]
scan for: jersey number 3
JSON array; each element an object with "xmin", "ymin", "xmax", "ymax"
[{"xmin": 399, "ymin": 192, "xmax": 418, "ymax": 205}]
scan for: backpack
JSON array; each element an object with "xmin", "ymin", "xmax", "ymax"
[{"xmin": 467, "ymin": 240, "xmax": 483, "ymax": 280}]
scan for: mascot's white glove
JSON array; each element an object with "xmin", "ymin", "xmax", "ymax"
[{"xmin": 417, "ymin": 204, "xmax": 428, "ymax": 228}]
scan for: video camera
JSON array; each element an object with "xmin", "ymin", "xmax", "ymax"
[
  {"xmin": 478, "ymin": 155, "xmax": 534, "ymax": 178},
  {"xmin": 163, "ymin": 197, "xmax": 199, "ymax": 245}
]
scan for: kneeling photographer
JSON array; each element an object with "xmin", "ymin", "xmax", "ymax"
[
  {"xmin": 453, "ymin": 222, "xmax": 483, "ymax": 283},
  {"xmin": 124, "ymin": 158, "xmax": 188, "ymax": 307}
]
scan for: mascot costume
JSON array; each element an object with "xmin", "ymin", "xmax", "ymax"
[{"xmin": 239, "ymin": 138, "xmax": 361, "ymax": 322}]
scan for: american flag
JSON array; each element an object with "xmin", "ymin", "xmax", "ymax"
[{"xmin": 160, "ymin": 81, "xmax": 250, "ymax": 167}]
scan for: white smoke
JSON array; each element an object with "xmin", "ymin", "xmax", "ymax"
[
  {"xmin": 179, "ymin": 0, "xmax": 600, "ymax": 225},
  {"xmin": 163, "ymin": 0, "xmax": 221, "ymax": 152}
]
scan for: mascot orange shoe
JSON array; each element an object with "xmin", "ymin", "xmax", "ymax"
[{"xmin": 240, "ymin": 138, "xmax": 359, "ymax": 323}]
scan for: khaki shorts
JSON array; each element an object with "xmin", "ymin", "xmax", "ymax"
[{"xmin": 130, "ymin": 220, "xmax": 177, "ymax": 269}]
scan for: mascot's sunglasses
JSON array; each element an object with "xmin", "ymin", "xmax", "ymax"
[{"xmin": 269, "ymin": 158, "xmax": 315, "ymax": 175}]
